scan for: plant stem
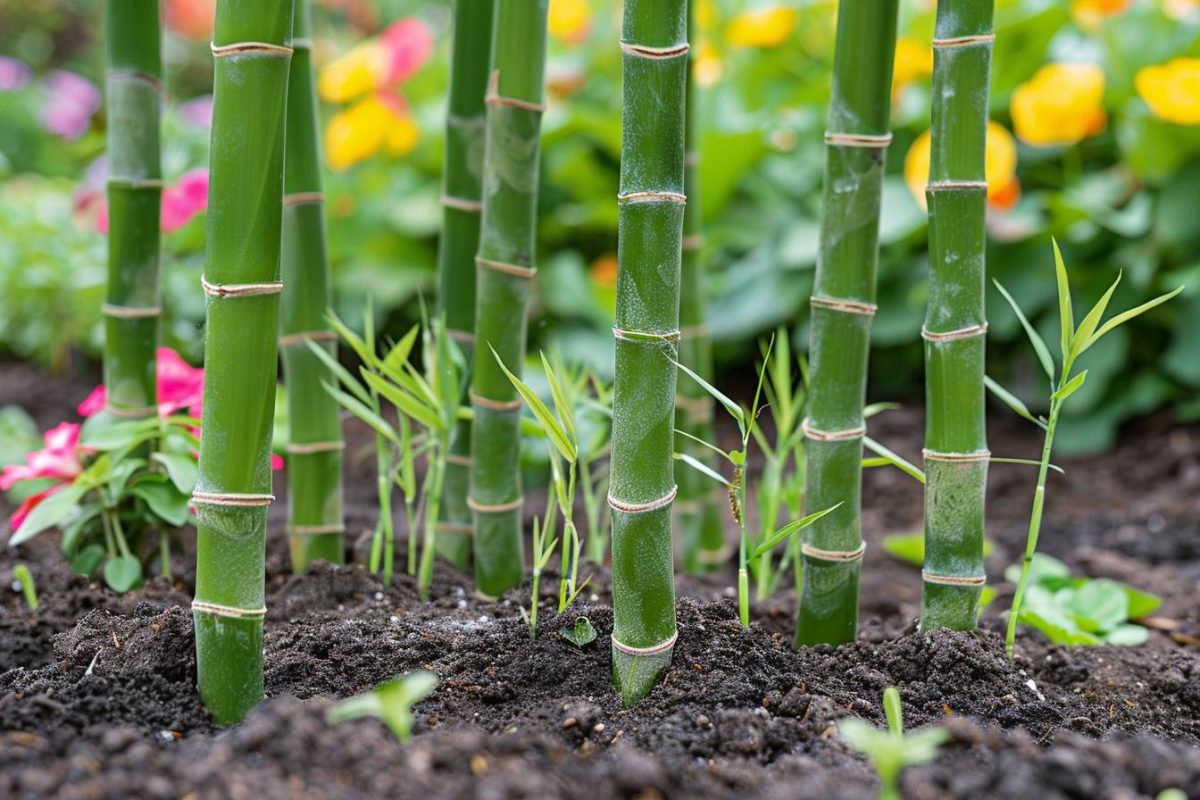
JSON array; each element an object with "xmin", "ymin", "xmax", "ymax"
[
  {"xmin": 103, "ymin": 0, "xmax": 162, "ymax": 419},
  {"xmin": 797, "ymin": 0, "xmax": 899, "ymax": 648},
  {"xmin": 281, "ymin": 0, "xmax": 344, "ymax": 573},
  {"xmin": 418, "ymin": 446, "xmax": 446, "ymax": 600},
  {"xmin": 610, "ymin": 0, "xmax": 687, "ymax": 707},
  {"xmin": 736, "ymin": 467, "xmax": 750, "ymax": 629},
  {"xmin": 437, "ymin": 0, "xmax": 494, "ymax": 572},
  {"xmin": 470, "ymin": 0, "xmax": 550, "ymax": 599},
  {"xmin": 192, "ymin": 0, "xmax": 293, "ymax": 726}
]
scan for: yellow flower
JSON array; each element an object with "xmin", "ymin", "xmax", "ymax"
[
  {"xmin": 318, "ymin": 42, "xmax": 389, "ymax": 104},
  {"xmin": 904, "ymin": 121, "xmax": 1020, "ymax": 211},
  {"xmin": 694, "ymin": 40, "xmax": 724, "ymax": 88},
  {"xmin": 1011, "ymin": 63, "xmax": 1106, "ymax": 147},
  {"xmin": 696, "ymin": 0, "xmax": 717, "ymax": 32},
  {"xmin": 892, "ymin": 37, "xmax": 933, "ymax": 97},
  {"xmin": 324, "ymin": 94, "xmax": 419, "ymax": 171},
  {"xmin": 1136, "ymin": 58, "xmax": 1200, "ymax": 125},
  {"xmin": 726, "ymin": 6, "xmax": 796, "ymax": 48},
  {"xmin": 1071, "ymin": 0, "xmax": 1130, "ymax": 28},
  {"xmin": 549, "ymin": 0, "xmax": 591, "ymax": 45}
]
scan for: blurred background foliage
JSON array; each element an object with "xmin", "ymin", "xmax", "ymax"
[{"xmin": 0, "ymin": 0, "xmax": 1197, "ymax": 453}]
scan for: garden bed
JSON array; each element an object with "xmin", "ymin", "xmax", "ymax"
[{"xmin": 2, "ymin": 360, "xmax": 1199, "ymax": 799}]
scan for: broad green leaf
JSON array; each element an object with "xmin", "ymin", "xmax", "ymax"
[
  {"xmin": 152, "ymin": 452, "xmax": 198, "ymax": 495},
  {"xmin": 1102, "ymin": 624, "xmax": 1149, "ymax": 646},
  {"xmin": 60, "ymin": 503, "xmax": 102, "ymax": 555},
  {"xmin": 1003, "ymin": 553, "xmax": 1071, "ymax": 585},
  {"xmin": 1067, "ymin": 578, "xmax": 1128, "ymax": 633},
  {"xmin": 863, "ymin": 436, "xmax": 925, "ymax": 484},
  {"xmin": 1051, "ymin": 239, "xmax": 1073, "ymax": 362},
  {"xmin": 1070, "ymin": 273, "xmax": 1122, "ymax": 361},
  {"xmin": 103, "ymin": 554, "xmax": 143, "ymax": 593},
  {"xmin": 362, "ymin": 371, "xmax": 442, "ymax": 433},
  {"xmin": 1053, "ymin": 370, "xmax": 1088, "ymax": 402},
  {"xmin": 8, "ymin": 484, "xmax": 88, "ymax": 546},
  {"xmin": 671, "ymin": 356, "xmax": 745, "ymax": 434},
  {"xmin": 984, "ymin": 375, "xmax": 1047, "ymax": 430},
  {"xmin": 1123, "ymin": 585, "xmax": 1162, "ymax": 619},
  {"xmin": 882, "ymin": 531, "xmax": 995, "ymax": 567},
  {"xmin": 131, "ymin": 482, "xmax": 191, "ymax": 527},
  {"xmin": 1088, "ymin": 285, "xmax": 1185, "ymax": 347},
  {"xmin": 70, "ymin": 543, "xmax": 105, "ymax": 577},
  {"xmin": 540, "ymin": 352, "xmax": 576, "ymax": 443},
  {"xmin": 750, "ymin": 503, "xmax": 842, "ymax": 559},
  {"xmin": 80, "ymin": 417, "xmax": 159, "ymax": 451},
  {"xmin": 307, "ymin": 340, "xmax": 373, "ymax": 406},
  {"xmin": 322, "ymin": 381, "xmax": 400, "ymax": 446},
  {"xmin": 559, "ymin": 616, "xmax": 597, "ymax": 647},
  {"xmin": 993, "ymin": 279, "xmax": 1056, "ymax": 382},
  {"xmin": 674, "ymin": 452, "xmax": 730, "ymax": 487},
  {"xmin": 492, "ymin": 348, "xmax": 576, "ymax": 462}
]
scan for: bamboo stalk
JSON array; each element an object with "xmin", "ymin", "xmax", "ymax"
[
  {"xmin": 103, "ymin": 0, "xmax": 162, "ymax": 419},
  {"xmin": 437, "ymin": 0, "xmax": 494, "ymax": 572},
  {"xmin": 469, "ymin": 0, "xmax": 549, "ymax": 599},
  {"xmin": 676, "ymin": 2, "xmax": 726, "ymax": 575},
  {"xmin": 921, "ymin": 1, "xmax": 994, "ymax": 631},
  {"xmin": 610, "ymin": 0, "xmax": 687, "ymax": 706},
  {"xmin": 281, "ymin": 0, "xmax": 343, "ymax": 573},
  {"xmin": 796, "ymin": 0, "xmax": 899, "ymax": 648},
  {"xmin": 192, "ymin": 0, "xmax": 293, "ymax": 725}
]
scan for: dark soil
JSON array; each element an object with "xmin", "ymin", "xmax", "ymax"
[{"xmin": 2, "ymin": 360, "xmax": 1199, "ymax": 799}]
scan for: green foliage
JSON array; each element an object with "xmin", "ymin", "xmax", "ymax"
[
  {"xmin": 882, "ymin": 532, "xmax": 994, "ymax": 567},
  {"xmin": 839, "ymin": 687, "xmax": 948, "ymax": 800},
  {"xmin": 12, "ymin": 563, "xmax": 37, "ymax": 611},
  {"xmin": 559, "ymin": 616, "xmax": 597, "ymax": 648},
  {"xmin": 326, "ymin": 671, "xmax": 437, "ymax": 744}
]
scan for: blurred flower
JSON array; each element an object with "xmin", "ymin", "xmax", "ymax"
[
  {"xmin": 696, "ymin": 0, "xmax": 717, "ymax": 32},
  {"xmin": 904, "ymin": 121, "xmax": 1020, "ymax": 211},
  {"xmin": 549, "ymin": 0, "xmax": 592, "ymax": 44},
  {"xmin": 0, "ymin": 56, "xmax": 32, "ymax": 91},
  {"xmin": 1011, "ymin": 63, "xmax": 1106, "ymax": 147},
  {"xmin": 589, "ymin": 253, "xmax": 618, "ymax": 288},
  {"xmin": 165, "ymin": 0, "xmax": 215, "ymax": 40},
  {"xmin": 318, "ymin": 18, "xmax": 433, "ymax": 104},
  {"xmin": 1071, "ymin": 0, "xmax": 1130, "ymax": 28},
  {"xmin": 694, "ymin": 41, "xmax": 724, "ymax": 88},
  {"xmin": 1163, "ymin": 0, "xmax": 1200, "ymax": 20},
  {"xmin": 40, "ymin": 70, "xmax": 101, "ymax": 140},
  {"xmin": 325, "ymin": 92, "xmax": 419, "ymax": 171},
  {"xmin": 94, "ymin": 169, "xmax": 209, "ymax": 234},
  {"xmin": 892, "ymin": 37, "xmax": 933, "ymax": 98},
  {"xmin": 177, "ymin": 95, "xmax": 214, "ymax": 128},
  {"xmin": 726, "ymin": 6, "xmax": 796, "ymax": 48},
  {"xmin": 1135, "ymin": 58, "xmax": 1200, "ymax": 125},
  {"xmin": 78, "ymin": 348, "xmax": 205, "ymax": 419},
  {"xmin": 1, "ymin": 422, "xmax": 83, "ymax": 532}
]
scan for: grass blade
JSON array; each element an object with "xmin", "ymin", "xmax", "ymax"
[{"xmin": 993, "ymin": 279, "xmax": 1056, "ymax": 382}]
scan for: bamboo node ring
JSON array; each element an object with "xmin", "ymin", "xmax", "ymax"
[
  {"xmin": 802, "ymin": 418, "xmax": 866, "ymax": 442},
  {"xmin": 191, "ymin": 490, "xmax": 275, "ymax": 508},
  {"xmin": 102, "ymin": 303, "xmax": 162, "ymax": 319},
  {"xmin": 282, "ymin": 191, "xmax": 324, "ymax": 207},
  {"xmin": 285, "ymin": 440, "xmax": 345, "ymax": 455},
  {"xmin": 447, "ymin": 329, "xmax": 476, "ymax": 346},
  {"xmin": 289, "ymin": 37, "xmax": 314, "ymax": 49},
  {"xmin": 201, "ymin": 276, "xmax": 283, "ymax": 298},
  {"xmin": 467, "ymin": 496, "xmax": 524, "ymax": 514},
  {"xmin": 802, "ymin": 541, "xmax": 866, "ymax": 563},
  {"xmin": 612, "ymin": 630, "xmax": 678, "ymax": 657},
  {"xmin": 809, "ymin": 295, "xmax": 877, "ymax": 316},
  {"xmin": 932, "ymin": 34, "xmax": 996, "ymax": 49},
  {"xmin": 108, "ymin": 178, "xmax": 165, "ymax": 189},
  {"xmin": 612, "ymin": 326, "xmax": 682, "ymax": 343},
  {"xmin": 440, "ymin": 194, "xmax": 484, "ymax": 213},
  {"xmin": 105, "ymin": 404, "xmax": 157, "ymax": 419},
  {"xmin": 445, "ymin": 453, "xmax": 473, "ymax": 467},
  {"xmin": 192, "ymin": 600, "xmax": 267, "ymax": 619},
  {"xmin": 618, "ymin": 191, "xmax": 687, "ymax": 205},
  {"xmin": 210, "ymin": 41, "xmax": 293, "ymax": 58},
  {"xmin": 608, "ymin": 485, "xmax": 678, "ymax": 515},
  {"xmin": 824, "ymin": 132, "xmax": 893, "ymax": 148},
  {"xmin": 619, "ymin": 41, "xmax": 690, "ymax": 59},
  {"xmin": 288, "ymin": 524, "xmax": 346, "ymax": 536},
  {"xmin": 471, "ymin": 392, "xmax": 523, "ymax": 412},
  {"xmin": 106, "ymin": 70, "xmax": 164, "ymax": 91},
  {"xmin": 434, "ymin": 521, "xmax": 473, "ymax": 534},
  {"xmin": 922, "ymin": 571, "xmax": 987, "ymax": 587},
  {"xmin": 278, "ymin": 330, "xmax": 337, "ymax": 347},
  {"xmin": 922, "ymin": 322, "xmax": 988, "ymax": 342},
  {"xmin": 926, "ymin": 180, "xmax": 989, "ymax": 192},
  {"xmin": 476, "ymin": 256, "xmax": 537, "ymax": 279},
  {"xmin": 922, "ymin": 449, "xmax": 992, "ymax": 464},
  {"xmin": 679, "ymin": 323, "xmax": 711, "ymax": 339},
  {"xmin": 485, "ymin": 70, "xmax": 548, "ymax": 112}
]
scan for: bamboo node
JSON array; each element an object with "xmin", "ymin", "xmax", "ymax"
[
  {"xmin": 476, "ymin": 256, "xmax": 537, "ymax": 280},
  {"xmin": 932, "ymin": 33, "xmax": 996, "ymax": 49},
  {"xmin": 612, "ymin": 630, "xmax": 678, "ymax": 657},
  {"xmin": 278, "ymin": 330, "xmax": 338, "ymax": 347},
  {"xmin": 289, "ymin": 37, "xmax": 314, "ymax": 50},
  {"xmin": 434, "ymin": 521, "xmax": 473, "ymax": 534},
  {"xmin": 608, "ymin": 485, "xmax": 678, "ymax": 515},
  {"xmin": 922, "ymin": 571, "xmax": 987, "ymax": 587},
  {"xmin": 802, "ymin": 418, "xmax": 865, "ymax": 442},
  {"xmin": 922, "ymin": 449, "xmax": 991, "ymax": 464},
  {"xmin": 201, "ymin": 276, "xmax": 283, "ymax": 298},
  {"xmin": 447, "ymin": 328, "xmax": 476, "ymax": 346},
  {"xmin": 619, "ymin": 41, "xmax": 690, "ymax": 60},
  {"xmin": 288, "ymin": 524, "xmax": 345, "ymax": 536},
  {"xmin": 440, "ymin": 194, "xmax": 483, "ymax": 213},
  {"xmin": 210, "ymin": 41, "xmax": 294, "ymax": 58},
  {"xmin": 108, "ymin": 178, "xmax": 165, "ymax": 189},
  {"xmin": 679, "ymin": 323, "xmax": 711, "ymax": 339},
  {"xmin": 102, "ymin": 303, "xmax": 161, "ymax": 319},
  {"xmin": 824, "ymin": 132, "xmax": 893, "ymax": 148},
  {"xmin": 282, "ymin": 191, "xmax": 324, "ymax": 207},
  {"xmin": 106, "ymin": 70, "xmax": 164, "ymax": 91},
  {"xmin": 467, "ymin": 496, "xmax": 523, "ymax": 514},
  {"xmin": 445, "ymin": 453, "xmax": 473, "ymax": 467},
  {"xmin": 922, "ymin": 323, "xmax": 988, "ymax": 342},
  {"xmin": 471, "ymin": 392, "xmax": 523, "ymax": 412},
  {"xmin": 809, "ymin": 295, "xmax": 877, "ymax": 316},
  {"xmin": 682, "ymin": 234, "xmax": 706, "ymax": 252},
  {"xmin": 802, "ymin": 541, "xmax": 866, "ymax": 563},
  {"xmin": 285, "ymin": 440, "xmax": 345, "ymax": 455},
  {"xmin": 926, "ymin": 180, "xmax": 989, "ymax": 192},
  {"xmin": 612, "ymin": 326, "xmax": 682, "ymax": 344},
  {"xmin": 192, "ymin": 599, "xmax": 267, "ymax": 619},
  {"xmin": 618, "ymin": 191, "xmax": 687, "ymax": 205},
  {"xmin": 695, "ymin": 542, "xmax": 736, "ymax": 565},
  {"xmin": 105, "ymin": 404, "xmax": 157, "ymax": 419},
  {"xmin": 485, "ymin": 69, "xmax": 547, "ymax": 112},
  {"xmin": 191, "ymin": 490, "xmax": 275, "ymax": 508}
]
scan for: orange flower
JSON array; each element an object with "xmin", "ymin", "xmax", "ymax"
[
  {"xmin": 549, "ymin": 0, "xmax": 592, "ymax": 45},
  {"xmin": 165, "ymin": 0, "xmax": 215, "ymax": 41},
  {"xmin": 726, "ymin": 6, "xmax": 796, "ymax": 48},
  {"xmin": 904, "ymin": 121, "xmax": 1020, "ymax": 211},
  {"xmin": 324, "ymin": 93, "xmax": 419, "ymax": 171},
  {"xmin": 1071, "ymin": 0, "xmax": 1130, "ymax": 28},
  {"xmin": 589, "ymin": 253, "xmax": 618, "ymax": 288},
  {"xmin": 1162, "ymin": 0, "xmax": 1200, "ymax": 20},
  {"xmin": 1011, "ymin": 63, "xmax": 1106, "ymax": 147},
  {"xmin": 892, "ymin": 37, "xmax": 933, "ymax": 98},
  {"xmin": 1136, "ymin": 58, "xmax": 1200, "ymax": 125}
]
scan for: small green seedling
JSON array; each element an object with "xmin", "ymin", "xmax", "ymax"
[
  {"xmin": 326, "ymin": 670, "xmax": 438, "ymax": 743},
  {"xmin": 559, "ymin": 616, "xmax": 597, "ymax": 647},
  {"xmin": 529, "ymin": 518, "xmax": 557, "ymax": 638},
  {"xmin": 1004, "ymin": 554, "xmax": 1160, "ymax": 646},
  {"xmin": 995, "ymin": 241, "xmax": 1181, "ymax": 657},
  {"xmin": 839, "ymin": 687, "xmax": 948, "ymax": 800},
  {"xmin": 13, "ymin": 563, "xmax": 37, "ymax": 611}
]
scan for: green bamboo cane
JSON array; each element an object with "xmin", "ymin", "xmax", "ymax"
[
  {"xmin": 796, "ymin": 0, "xmax": 899, "ymax": 648},
  {"xmin": 192, "ymin": 0, "xmax": 293, "ymax": 725},
  {"xmin": 437, "ymin": 0, "xmax": 494, "ymax": 572},
  {"xmin": 920, "ymin": 1, "xmax": 995, "ymax": 631},
  {"xmin": 610, "ymin": 0, "xmax": 687, "ymax": 706},
  {"xmin": 103, "ymin": 0, "xmax": 162, "ymax": 420},
  {"xmin": 469, "ymin": 0, "xmax": 549, "ymax": 599},
  {"xmin": 281, "ymin": 0, "xmax": 344, "ymax": 573},
  {"xmin": 676, "ymin": 2, "xmax": 726, "ymax": 575}
]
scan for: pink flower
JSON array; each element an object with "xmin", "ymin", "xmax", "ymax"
[
  {"xmin": 161, "ymin": 169, "xmax": 209, "ymax": 232},
  {"xmin": 77, "ymin": 348, "xmax": 205, "ymax": 419},
  {"xmin": 9, "ymin": 486, "xmax": 67, "ymax": 531},
  {"xmin": 0, "ymin": 56, "xmax": 32, "ymax": 91},
  {"xmin": 0, "ymin": 422, "xmax": 83, "ymax": 491},
  {"xmin": 379, "ymin": 19, "xmax": 434, "ymax": 84},
  {"xmin": 178, "ymin": 95, "xmax": 214, "ymax": 128},
  {"xmin": 40, "ymin": 70, "xmax": 101, "ymax": 139}
]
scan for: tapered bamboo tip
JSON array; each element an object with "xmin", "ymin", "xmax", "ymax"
[
  {"xmin": 612, "ymin": 644, "xmax": 674, "ymax": 708},
  {"xmin": 194, "ymin": 612, "xmax": 265, "ymax": 725}
]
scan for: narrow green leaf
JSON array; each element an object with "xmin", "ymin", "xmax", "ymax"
[
  {"xmin": 1088, "ymin": 285, "xmax": 1185, "ymax": 348},
  {"xmin": 989, "ymin": 457, "xmax": 1065, "ymax": 475},
  {"xmin": 993, "ymin": 279, "xmax": 1056, "ymax": 381},
  {"xmin": 362, "ymin": 371, "xmax": 443, "ymax": 433},
  {"xmin": 1052, "ymin": 369, "xmax": 1088, "ymax": 402},
  {"xmin": 382, "ymin": 324, "xmax": 421, "ymax": 374},
  {"xmin": 671, "ymin": 356, "xmax": 745, "ymax": 433},
  {"xmin": 984, "ymin": 375, "xmax": 1047, "ymax": 430},
  {"xmin": 323, "ymin": 381, "xmax": 399, "ymax": 446},
  {"xmin": 307, "ymin": 339, "xmax": 373, "ymax": 406},
  {"xmin": 750, "ymin": 502, "xmax": 842, "ymax": 560},
  {"xmin": 1051, "ymin": 239, "xmax": 1073, "ymax": 362},
  {"xmin": 1070, "ymin": 273, "xmax": 1121, "ymax": 360},
  {"xmin": 863, "ymin": 402, "xmax": 900, "ymax": 419},
  {"xmin": 326, "ymin": 309, "xmax": 376, "ymax": 370},
  {"xmin": 540, "ymin": 352, "xmax": 577, "ymax": 443},
  {"xmin": 492, "ymin": 348, "xmax": 575, "ymax": 462},
  {"xmin": 674, "ymin": 452, "xmax": 730, "ymax": 487},
  {"xmin": 675, "ymin": 427, "xmax": 734, "ymax": 463},
  {"xmin": 863, "ymin": 436, "xmax": 925, "ymax": 484}
]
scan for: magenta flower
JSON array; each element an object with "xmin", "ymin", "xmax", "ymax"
[
  {"xmin": 161, "ymin": 169, "xmax": 209, "ymax": 232},
  {"xmin": 178, "ymin": 95, "xmax": 214, "ymax": 128},
  {"xmin": 78, "ymin": 347, "xmax": 205, "ymax": 419},
  {"xmin": 380, "ymin": 18, "xmax": 435, "ymax": 84},
  {"xmin": 40, "ymin": 70, "xmax": 101, "ymax": 140},
  {"xmin": 1, "ymin": 422, "xmax": 84, "ymax": 531},
  {"xmin": 0, "ymin": 56, "xmax": 32, "ymax": 91}
]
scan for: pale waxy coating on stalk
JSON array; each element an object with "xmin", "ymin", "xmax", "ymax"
[
  {"xmin": 470, "ymin": 0, "xmax": 549, "ymax": 598},
  {"xmin": 103, "ymin": 0, "xmax": 162, "ymax": 419},
  {"xmin": 610, "ymin": 0, "xmax": 687, "ymax": 706},
  {"xmin": 921, "ymin": 1, "xmax": 995, "ymax": 631},
  {"xmin": 192, "ymin": 0, "xmax": 293, "ymax": 725},
  {"xmin": 437, "ymin": 0, "xmax": 494, "ymax": 571},
  {"xmin": 281, "ymin": 0, "xmax": 344, "ymax": 573},
  {"xmin": 797, "ymin": 0, "xmax": 900, "ymax": 647}
]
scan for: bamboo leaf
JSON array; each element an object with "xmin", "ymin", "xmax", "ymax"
[
  {"xmin": 362, "ymin": 371, "xmax": 442, "ymax": 433},
  {"xmin": 862, "ymin": 436, "xmax": 925, "ymax": 484},
  {"xmin": 984, "ymin": 375, "xmax": 1047, "ymax": 430},
  {"xmin": 989, "ymin": 457, "xmax": 1065, "ymax": 475},
  {"xmin": 1052, "ymin": 369, "xmax": 1088, "ymax": 402},
  {"xmin": 671, "ymin": 356, "xmax": 745, "ymax": 433},
  {"xmin": 675, "ymin": 427, "xmax": 734, "ymax": 463},
  {"xmin": 746, "ymin": 335, "xmax": 774, "ymax": 445},
  {"xmin": 993, "ymin": 279, "xmax": 1056, "ymax": 381},
  {"xmin": 322, "ymin": 381, "xmax": 399, "ymax": 446},
  {"xmin": 307, "ymin": 339, "xmax": 373, "ymax": 406},
  {"xmin": 1050, "ymin": 240, "xmax": 1074, "ymax": 362},
  {"xmin": 382, "ymin": 324, "xmax": 421, "ymax": 374},
  {"xmin": 492, "ymin": 347, "xmax": 576, "ymax": 462},
  {"xmin": 863, "ymin": 402, "xmax": 900, "ymax": 419},
  {"xmin": 750, "ymin": 503, "xmax": 842, "ymax": 560},
  {"xmin": 1070, "ymin": 273, "xmax": 1121, "ymax": 360},
  {"xmin": 540, "ymin": 351, "xmax": 577, "ymax": 443},
  {"xmin": 1088, "ymin": 285, "xmax": 1184, "ymax": 348},
  {"xmin": 674, "ymin": 452, "xmax": 730, "ymax": 487},
  {"xmin": 326, "ymin": 309, "xmax": 376, "ymax": 371}
]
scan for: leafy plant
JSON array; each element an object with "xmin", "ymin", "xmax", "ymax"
[
  {"xmin": 560, "ymin": 616, "xmax": 597, "ymax": 647},
  {"xmin": 12, "ymin": 563, "xmax": 38, "ymax": 611},
  {"xmin": 839, "ymin": 687, "xmax": 948, "ymax": 800},
  {"xmin": 997, "ymin": 240, "xmax": 1181, "ymax": 657},
  {"xmin": 1004, "ymin": 554, "xmax": 1160, "ymax": 646},
  {"xmin": 327, "ymin": 670, "xmax": 438, "ymax": 744}
]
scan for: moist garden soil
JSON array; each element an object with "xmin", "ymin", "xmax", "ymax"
[{"xmin": 2, "ymin": 360, "xmax": 1199, "ymax": 799}]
